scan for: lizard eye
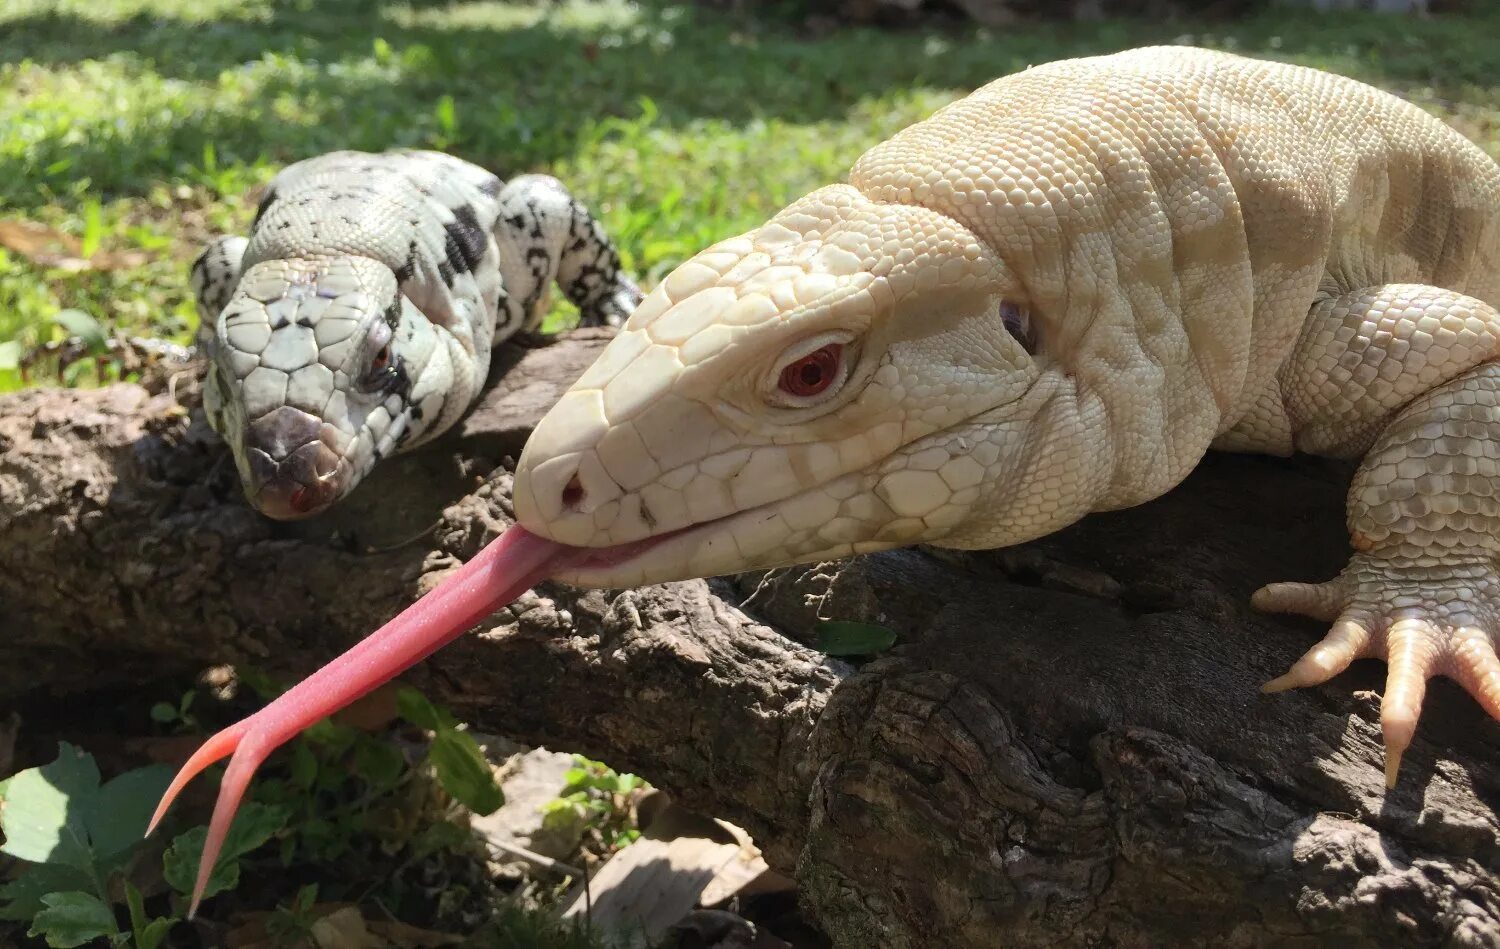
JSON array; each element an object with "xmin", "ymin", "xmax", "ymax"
[
  {"xmin": 778, "ymin": 343, "xmax": 843, "ymax": 398},
  {"xmin": 370, "ymin": 344, "xmax": 390, "ymax": 373}
]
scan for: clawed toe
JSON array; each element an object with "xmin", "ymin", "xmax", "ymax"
[
  {"xmin": 1253, "ymin": 560, "xmax": 1500, "ymax": 787},
  {"xmin": 1251, "ymin": 579, "xmax": 1346, "ymax": 622}
]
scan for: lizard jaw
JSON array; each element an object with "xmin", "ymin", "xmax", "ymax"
[{"xmin": 548, "ymin": 475, "xmax": 898, "ymax": 588}]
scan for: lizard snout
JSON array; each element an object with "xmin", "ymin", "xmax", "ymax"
[{"xmin": 243, "ymin": 406, "xmax": 347, "ymax": 519}]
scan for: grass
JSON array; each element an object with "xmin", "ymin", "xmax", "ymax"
[{"xmin": 2, "ymin": 0, "xmax": 1500, "ymax": 391}]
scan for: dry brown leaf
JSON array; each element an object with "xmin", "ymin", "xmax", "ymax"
[
  {"xmin": 365, "ymin": 919, "xmax": 466, "ymax": 948},
  {"xmin": 558, "ymin": 798, "xmax": 750, "ymax": 946},
  {"xmin": 0, "ymin": 218, "xmax": 150, "ymax": 271},
  {"xmin": 310, "ymin": 906, "xmax": 386, "ymax": 949}
]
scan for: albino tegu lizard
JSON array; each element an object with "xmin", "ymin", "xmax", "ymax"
[{"xmin": 155, "ymin": 47, "xmax": 1500, "ymax": 910}]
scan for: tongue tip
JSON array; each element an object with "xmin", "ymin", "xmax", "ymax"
[{"xmin": 145, "ymin": 522, "xmax": 577, "ymax": 909}]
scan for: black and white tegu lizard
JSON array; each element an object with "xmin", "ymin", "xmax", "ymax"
[
  {"xmin": 191, "ymin": 149, "xmax": 641, "ymax": 519},
  {"xmin": 157, "ymin": 47, "xmax": 1500, "ymax": 912}
]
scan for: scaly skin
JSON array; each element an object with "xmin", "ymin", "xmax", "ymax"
[
  {"xmin": 156, "ymin": 47, "xmax": 1500, "ymax": 912},
  {"xmin": 193, "ymin": 150, "xmax": 641, "ymax": 519},
  {"xmin": 513, "ymin": 46, "xmax": 1500, "ymax": 777}
]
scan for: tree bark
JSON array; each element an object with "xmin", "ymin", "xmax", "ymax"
[{"xmin": 1, "ymin": 330, "xmax": 1497, "ymax": 947}]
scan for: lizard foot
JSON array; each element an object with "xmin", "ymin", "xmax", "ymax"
[{"xmin": 1252, "ymin": 555, "xmax": 1500, "ymax": 786}]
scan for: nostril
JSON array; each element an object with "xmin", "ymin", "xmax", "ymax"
[
  {"xmin": 289, "ymin": 486, "xmax": 317, "ymax": 514},
  {"xmin": 561, "ymin": 473, "xmax": 584, "ymax": 511}
]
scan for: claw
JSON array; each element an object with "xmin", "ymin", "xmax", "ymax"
[
  {"xmin": 1261, "ymin": 617, "xmax": 1372, "ymax": 694},
  {"xmin": 1251, "ymin": 580, "xmax": 1345, "ymax": 622},
  {"xmin": 1378, "ymin": 616, "xmax": 1440, "ymax": 785},
  {"xmin": 1450, "ymin": 629, "xmax": 1500, "ymax": 720}
]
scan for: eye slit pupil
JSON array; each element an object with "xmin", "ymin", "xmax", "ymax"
[{"xmin": 372, "ymin": 344, "xmax": 390, "ymax": 371}]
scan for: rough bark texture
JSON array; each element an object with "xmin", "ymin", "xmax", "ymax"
[{"xmin": 1, "ymin": 329, "xmax": 1497, "ymax": 947}]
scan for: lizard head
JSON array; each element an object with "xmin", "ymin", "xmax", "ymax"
[
  {"xmin": 204, "ymin": 255, "xmax": 444, "ymax": 519},
  {"xmin": 513, "ymin": 184, "xmax": 1053, "ymax": 585}
]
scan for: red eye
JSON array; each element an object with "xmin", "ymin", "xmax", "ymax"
[
  {"xmin": 371, "ymin": 345, "xmax": 390, "ymax": 372},
  {"xmin": 778, "ymin": 343, "xmax": 843, "ymax": 398}
]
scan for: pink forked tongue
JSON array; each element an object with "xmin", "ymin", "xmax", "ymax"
[{"xmin": 146, "ymin": 525, "xmax": 578, "ymax": 918}]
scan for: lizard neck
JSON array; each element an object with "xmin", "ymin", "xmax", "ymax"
[{"xmin": 935, "ymin": 366, "xmax": 1116, "ymax": 550}]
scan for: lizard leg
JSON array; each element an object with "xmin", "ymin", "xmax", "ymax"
[
  {"xmin": 1253, "ymin": 285, "xmax": 1500, "ymax": 784},
  {"xmin": 187, "ymin": 235, "xmax": 248, "ymax": 349},
  {"xmin": 494, "ymin": 174, "xmax": 642, "ymax": 334}
]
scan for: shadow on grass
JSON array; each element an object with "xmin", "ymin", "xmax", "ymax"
[{"xmin": 4, "ymin": 0, "xmax": 1500, "ymax": 206}]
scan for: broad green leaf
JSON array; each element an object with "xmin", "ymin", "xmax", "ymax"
[
  {"xmin": 288, "ymin": 741, "xmax": 318, "ymax": 790},
  {"xmin": 0, "ymin": 340, "xmax": 21, "ymax": 371},
  {"xmin": 135, "ymin": 917, "xmax": 176, "ymax": 949},
  {"xmin": 52, "ymin": 310, "xmax": 107, "ymax": 355},
  {"xmin": 123, "ymin": 881, "xmax": 146, "ymax": 938},
  {"xmin": 148, "ymin": 702, "xmax": 176, "ymax": 723},
  {"xmin": 27, "ymin": 891, "xmax": 117, "ymax": 948},
  {"xmin": 814, "ymin": 621, "xmax": 898, "ymax": 657},
  {"xmin": 0, "ymin": 743, "xmax": 98, "ymax": 868},
  {"xmin": 0, "ymin": 864, "xmax": 93, "ymax": 921},
  {"xmin": 353, "ymin": 738, "xmax": 404, "ymax": 790},
  {"xmin": 428, "ymin": 731, "xmax": 502, "ymax": 816},
  {"xmin": 395, "ymin": 687, "xmax": 454, "ymax": 732},
  {"xmin": 85, "ymin": 765, "xmax": 171, "ymax": 864},
  {"xmin": 162, "ymin": 803, "xmax": 286, "ymax": 901},
  {"xmin": 291, "ymin": 882, "xmax": 318, "ymax": 914}
]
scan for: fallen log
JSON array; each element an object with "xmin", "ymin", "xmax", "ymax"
[{"xmin": 1, "ymin": 329, "xmax": 1496, "ymax": 947}]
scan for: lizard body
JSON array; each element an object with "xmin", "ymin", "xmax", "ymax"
[
  {"xmin": 192, "ymin": 149, "xmax": 641, "ymax": 518},
  {"xmin": 514, "ymin": 45, "xmax": 1500, "ymax": 777},
  {"xmin": 158, "ymin": 48, "xmax": 1500, "ymax": 909}
]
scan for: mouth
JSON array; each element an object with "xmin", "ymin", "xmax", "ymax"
[
  {"xmin": 250, "ymin": 470, "xmax": 346, "ymax": 519},
  {"xmin": 242, "ymin": 407, "xmax": 349, "ymax": 519}
]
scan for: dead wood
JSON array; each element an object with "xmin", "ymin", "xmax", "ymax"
[{"xmin": 1, "ymin": 328, "xmax": 1496, "ymax": 947}]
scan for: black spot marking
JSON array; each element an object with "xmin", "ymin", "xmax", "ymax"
[
  {"xmin": 437, "ymin": 259, "xmax": 456, "ymax": 288},
  {"xmin": 296, "ymin": 316, "xmax": 314, "ymax": 328},
  {"xmin": 393, "ymin": 241, "xmax": 418, "ymax": 284},
  {"xmin": 388, "ymin": 357, "xmax": 411, "ymax": 398},
  {"xmin": 251, "ymin": 187, "xmax": 278, "ymax": 229},
  {"xmin": 478, "ymin": 175, "xmax": 502, "ymax": 197},
  {"xmin": 409, "ymin": 403, "xmax": 424, "ymax": 422},
  {"xmin": 443, "ymin": 204, "xmax": 487, "ymax": 276},
  {"xmin": 272, "ymin": 316, "xmax": 289, "ymax": 329},
  {"xmin": 383, "ymin": 297, "xmax": 402, "ymax": 328}
]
